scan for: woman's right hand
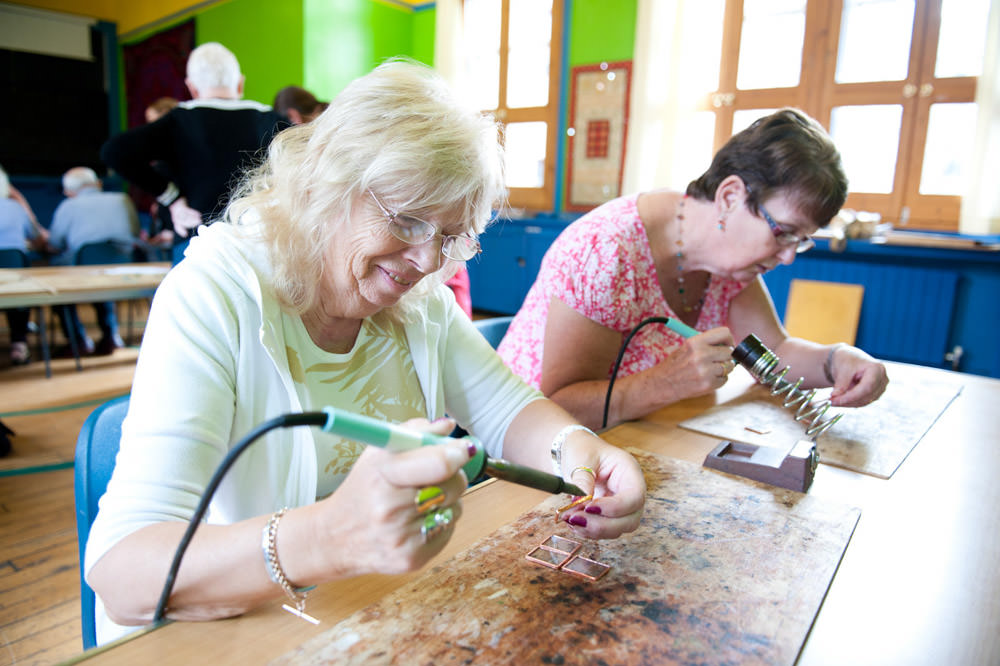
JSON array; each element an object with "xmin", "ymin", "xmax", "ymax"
[
  {"xmin": 652, "ymin": 326, "xmax": 736, "ymax": 398},
  {"xmin": 313, "ymin": 421, "xmax": 472, "ymax": 578}
]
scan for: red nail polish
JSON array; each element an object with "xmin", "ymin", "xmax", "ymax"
[
  {"xmin": 584, "ymin": 504, "xmax": 602, "ymax": 515},
  {"xmin": 466, "ymin": 442, "xmax": 478, "ymax": 457},
  {"xmin": 567, "ymin": 515, "xmax": 587, "ymax": 527}
]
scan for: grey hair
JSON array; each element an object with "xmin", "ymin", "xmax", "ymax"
[
  {"xmin": 186, "ymin": 42, "xmax": 242, "ymax": 92},
  {"xmin": 226, "ymin": 58, "xmax": 506, "ymax": 320},
  {"xmin": 0, "ymin": 164, "xmax": 9, "ymax": 199},
  {"xmin": 62, "ymin": 167, "xmax": 99, "ymax": 194}
]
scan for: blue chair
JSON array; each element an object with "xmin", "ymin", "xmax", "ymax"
[
  {"xmin": 73, "ymin": 240, "xmax": 138, "ymax": 348},
  {"xmin": 0, "ymin": 248, "xmax": 54, "ymax": 376},
  {"xmin": 473, "ymin": 315, "xmax": 513, "ymax": 349},
  {"xmin": 74, "ymin": 394, "xmax": 130, "ymax": 650}
]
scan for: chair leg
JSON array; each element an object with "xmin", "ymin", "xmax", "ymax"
[{"xmin": 36, "ymin": 306, "xmax": 52, "ymax": 379}]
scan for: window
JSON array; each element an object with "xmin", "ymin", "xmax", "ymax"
[
  {"xmin": 679, "ymin": 0, "xmax": 989, "ymax": 231},
  {"xmin": 462, "ymin": 0, "xmax": 563, "ymax": 211}
]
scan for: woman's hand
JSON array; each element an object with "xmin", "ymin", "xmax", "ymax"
[
  {"xmin": 555, "ymin": 431, "xmax": 646, "ymax": 540},
  {"xmin": 313, "ymin": 417, "xmax": 471, "ymax": 578},
  {"xmin": 828, "ymin": 346, "xmax": 889, "ymax": 407},
  {"xmin": 651, "ymin": 326, "xmax": 736, "ymax": 399}
]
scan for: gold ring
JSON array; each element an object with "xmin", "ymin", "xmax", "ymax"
[
  {"xmin": 415, "ymin": 486, "xmax": 445, "ymax": 514},
  {"xmin": 570, "ymin": 465, "xmax": 596, "ymax": 481},
  {"xmin": 420, "ymin": 507, "xmax": 454, "ymax": 544}
]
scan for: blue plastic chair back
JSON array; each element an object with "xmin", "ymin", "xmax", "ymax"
[
  {"xmin": 474, "ymin": 315, "xmax": 513, "ymax": 349},
  {"xmin": 0, "ymin": 248, "xmax": 29, "ymax": 268},
  {"xmin": 74, "ymin": 240, "xmax": 134, "ymax": 266},
  {"xmin": 74, "ymin": 394, "xmax": 130, "ymax": 650}
]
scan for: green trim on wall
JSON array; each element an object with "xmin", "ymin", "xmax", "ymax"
[{"xmin": 197, "ymin": 0, "xmax": 304, "ymax": 106}]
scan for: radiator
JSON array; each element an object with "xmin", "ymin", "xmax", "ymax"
[{"xmin": 763, "ymin": 257, "xmax": 959, "ymax": 368}]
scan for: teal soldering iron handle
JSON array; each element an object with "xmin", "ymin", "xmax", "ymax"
[{"xmin": 319, "ymin": 407, "xmax": 585, "ymax": 496}]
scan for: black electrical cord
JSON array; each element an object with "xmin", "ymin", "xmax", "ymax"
[
  {"xmin": 601, "ymin": 317, "xmax": 674, "ymax": 430},
  {"xmin": 152, "ymin": 411, "xmax": 329, "ymax": 625}
]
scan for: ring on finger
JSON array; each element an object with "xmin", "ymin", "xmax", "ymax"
[
  {"xmin": 570, "ymin": 465, "xmax": 596, "ymax": 482},
  {"xmin": 414, "ymin": 486, "xmax": 445, "ymax": 514},
  {"xmin": 420, "ymin": 507, "xmax": 454, "ymax": 544}
]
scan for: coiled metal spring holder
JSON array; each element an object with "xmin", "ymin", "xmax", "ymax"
[{"xmin": 732, "ymin": 334, "xmax": 842, "ymax": 438}]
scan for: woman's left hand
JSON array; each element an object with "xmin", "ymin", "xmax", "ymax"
[
  {"xmin": 828, "ymin": 345, "xmax": 889, "ymax": 407},
  {"xmin": 557, "ymin": 436, "xmax": 646, "ymax": 540}
]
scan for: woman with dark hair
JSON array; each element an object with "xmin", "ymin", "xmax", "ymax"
[{"xmin": 498, "ymin": 108, "xmax": 888, "ymax": 430}]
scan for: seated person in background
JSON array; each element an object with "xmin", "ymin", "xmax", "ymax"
[
  {"xmin": 498, "ymin": 109, "xmax": 888, "ymax": 430},
  {"xmin": 0, "ymin": 163, "xmax": 47, "ymax": 365},
  {"xmin": 134, "ymin": 97, "xmax": 181, "ymax": 256},
  {"xmin": 47, "ymin": 167, "xmax": 139, "ymax": 356},
  {"xmin": 272, "ymin": 85, "xmax": 326, "ymax": 125},
  {"xmin": 85, "ymin": 60, "xmax": 646, "ymax": 646},
  {"xmin": 444, "ymin": 263, "xmax": 473, "ymax": 317}
]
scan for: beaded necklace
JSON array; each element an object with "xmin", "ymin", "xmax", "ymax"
[{"xmin": 674, "ymin": 195, "xmax": 696, "ymax": 313}]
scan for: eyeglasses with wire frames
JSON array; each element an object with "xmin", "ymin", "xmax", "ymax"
[
  {"xmin": 756, "ymin": 200, "xmax": 816, "ymax": 254},
  {"xmin": 368, "ymin": 190, "xmax": 481, "ymax": 262}
]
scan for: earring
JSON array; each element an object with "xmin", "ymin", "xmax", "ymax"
[{"xmin": 718, "ymin": 213, "xmax": 727, "ymax": 232}]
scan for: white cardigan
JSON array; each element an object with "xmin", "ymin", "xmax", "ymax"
[{"xmin": 86, "ymin": 222, "xmax": 541, "ymax": 643}]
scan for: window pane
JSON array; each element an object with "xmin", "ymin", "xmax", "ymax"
[
  {"xmin": 737, "ymin": 0, "xmax": 806, "ymax": 90},
  {"xmin": 678, "ymin": 0, "xmax": 726, "ymax": 98},
  {"xmin": 463, "ymin": 0, "xmax": 500, "ymax": 110},
  {"xmin": 670, "ymin": 112, "xmax": 716, "ymax": 187},
  {"xmin": 920, "ymin": 103, "xmax": 977, "ymax": 195},
  {"xmin": 506, "ymin": 0, "xmax": 552, "ymax": 108},
  {"xmin": 732, "ymin": 108, "xmax": 777, "ymax": 135},
  {"xmin": 935, "ymin": 0, "xmax": 990, "ymax": 78},
  {"xmin": 829, "ymin": 105, "xmax": 902, "ymax": 193},
  {"xmin": 836, "ymin": 0, "xmax": 915, "ymax": 83},
  {"xmin": 504, "ymin": 122, "xmax": 547, "ymax": 188}
]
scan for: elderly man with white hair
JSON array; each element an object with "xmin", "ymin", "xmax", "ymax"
[
  {"xmin": 47, "ymin": 166, "xmax": 139, "ymax": 356},
  {"xmin": 101, "ymin": 42, "xmax": 288, "ymax": 263}
]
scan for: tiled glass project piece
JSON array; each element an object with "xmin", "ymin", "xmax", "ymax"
[{"xmin": 524, "ymin": 534, "xmax": 611, "ymax": 581}]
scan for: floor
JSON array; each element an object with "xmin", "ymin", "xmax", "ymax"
[{"xmin": 1, "ymin": 308, "xmax": 141, "ymax": 665}]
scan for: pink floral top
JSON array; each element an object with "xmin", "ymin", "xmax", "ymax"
[{"xmin": 497, "ymin": 194, "xmax": 746, "ymax": 388}]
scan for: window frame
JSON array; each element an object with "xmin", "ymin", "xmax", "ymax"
[
  {"xmin": 694, "ymin": 0, "xmax": 977, "ymax": 232},
  {"xmin": 464, "ymin": 0, "xmax": 564, "ymax": 212}
]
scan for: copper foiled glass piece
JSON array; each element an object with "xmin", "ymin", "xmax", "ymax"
[
  {"xmin": 525, "ymin": 546, "xmax": 574, "ymax": 569},
  {"xmin": 541, "ymin": 535, "xmax": 582, "ymax": 555},
  {"xmin": 561, "ymin": 555, "xmax": 611, "ymax": 581}
]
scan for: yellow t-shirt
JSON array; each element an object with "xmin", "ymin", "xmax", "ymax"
[{"xmin": 281, "ymin": 310, "xmax": 427, "ymax": 499}]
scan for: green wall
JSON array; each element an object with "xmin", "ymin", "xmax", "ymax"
[
  {"xmin": 197, "ymin": 0, "xmax": 305, "ymax": 106},
  {"xmin": 567, "ymin": 0, "xmax": 637, "ymax": 66},
  {"xmin": 303, "ymin": 0, "xmax": 427, "ymax": 104}
]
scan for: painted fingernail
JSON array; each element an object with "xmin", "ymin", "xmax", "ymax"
[
  {"xmin": 567, "ymin": 515, "xmax": 587, "ymax": 527},
  {"xmin": 584, "ymin": 504, "xmax": 602, "ymax": 515},
  {"xmin": 467, "ymin": 442, "xmax": 478, "ymax": 458}
]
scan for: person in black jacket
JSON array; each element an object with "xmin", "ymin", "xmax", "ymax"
[{"xmin": 101, "ymin": 42, "xmax": 289, "ymax": 263}]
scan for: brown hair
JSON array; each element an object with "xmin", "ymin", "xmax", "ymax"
[{"xmin": 686, "ymin": 108, "xmax": 847, "ymax": 227}]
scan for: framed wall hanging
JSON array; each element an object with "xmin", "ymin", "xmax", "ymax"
[{"xmin": 566, "ymin": 60, "xmax": 632, "ymax": 212}]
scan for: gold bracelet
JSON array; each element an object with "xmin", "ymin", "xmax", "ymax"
[{"xmin": 262, "ymin": 508, "xmax": 317, "ymax": 623}]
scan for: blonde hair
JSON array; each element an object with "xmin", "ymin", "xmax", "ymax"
[{"xmin": 227, "ymin": 59, "xmax": 506, "ymax": 319}]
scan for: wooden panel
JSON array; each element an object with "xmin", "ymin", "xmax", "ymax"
[
  {"xmin": 276, "ymin": 449, "xmax": 859, "ymax": 665},
  {"xmin": 784, "ymin": 278, "xmax": 864, "ymax": 344}
]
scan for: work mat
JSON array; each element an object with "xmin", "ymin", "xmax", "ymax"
[
  {"xmin": 679, "ymin": 364, "xmax": 963, "ymax": 479},
  {"xmin": 272, "ymin": 449, "xmax": 860, "ymax": 665}
]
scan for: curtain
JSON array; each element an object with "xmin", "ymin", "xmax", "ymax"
[
  {"xmin": 433, "ymin": 0, "xmax": 463, "ymax": 88},
  {"xmin": 960, "ymin": 0, "xmax": 1000, "ymax": 235}
]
